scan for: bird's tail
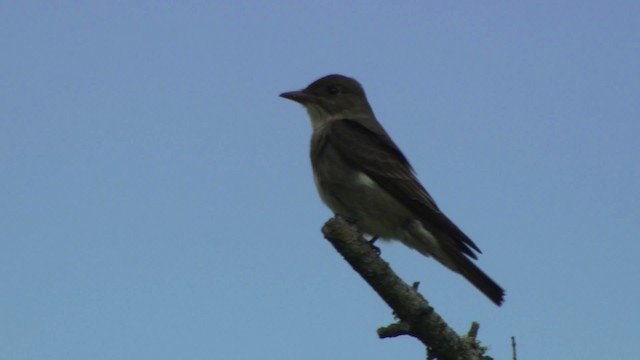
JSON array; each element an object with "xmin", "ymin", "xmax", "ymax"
[
  {"xmin": 452, "ymin": 253, "xmax": 505, "ymax": 306},
  {"xmin": 402, "ymin": 222, "xmax": 505, "ymax": 305}
]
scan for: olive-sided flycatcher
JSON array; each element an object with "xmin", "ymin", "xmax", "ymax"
[{"xmin": 280, "ymin": 74, "xmax": 504, "ymax": 305}]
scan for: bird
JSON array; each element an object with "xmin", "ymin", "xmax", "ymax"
[{"xmin": 280, "ymin": 74, "xmax": 504, "ymax": 306}]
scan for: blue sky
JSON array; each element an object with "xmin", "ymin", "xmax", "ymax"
[{"xmin": 2, "ymin": 2, "xmax": 639, "ymax": 359}]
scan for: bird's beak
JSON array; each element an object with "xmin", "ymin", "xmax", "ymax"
[{"xmin": 279, "ymin": 90, "xmax": 317, "ymax": 105}]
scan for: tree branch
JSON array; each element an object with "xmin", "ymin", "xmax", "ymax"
[{"xmin": 322, "ymin": 216, "xmax": 491, "ymax": 360}]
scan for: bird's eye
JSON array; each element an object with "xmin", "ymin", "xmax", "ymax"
[{"xmin": 328, "ymin": 85, "xmax": 340, "ymax": 95}]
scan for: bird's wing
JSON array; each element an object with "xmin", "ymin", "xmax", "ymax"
[{"xmin": 328, "ymin": 119, "xmax": 481, "ymax": 258}]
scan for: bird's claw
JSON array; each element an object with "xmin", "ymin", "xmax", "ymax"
[{"xmin": 368, "ymin": 235, "xmax": 381, "ymax": 255}]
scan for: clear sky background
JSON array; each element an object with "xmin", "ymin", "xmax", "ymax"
[{"xmin": 2, "ymin": 2, "xmax": 639, "ymax": 359}]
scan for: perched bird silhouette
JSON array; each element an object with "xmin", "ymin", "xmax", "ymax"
[{"xmin": 281, "ymin": 74, "xmax": 505, "ymax": 305}]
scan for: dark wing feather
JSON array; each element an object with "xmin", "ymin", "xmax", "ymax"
[{"xmin": 328, "ymin": 119, "xmax": 481, "ymax": 258}]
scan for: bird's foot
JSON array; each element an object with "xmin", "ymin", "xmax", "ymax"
[{"xmin": 368, "ymin": 235, "xmax": 381, "ymax": 255}]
